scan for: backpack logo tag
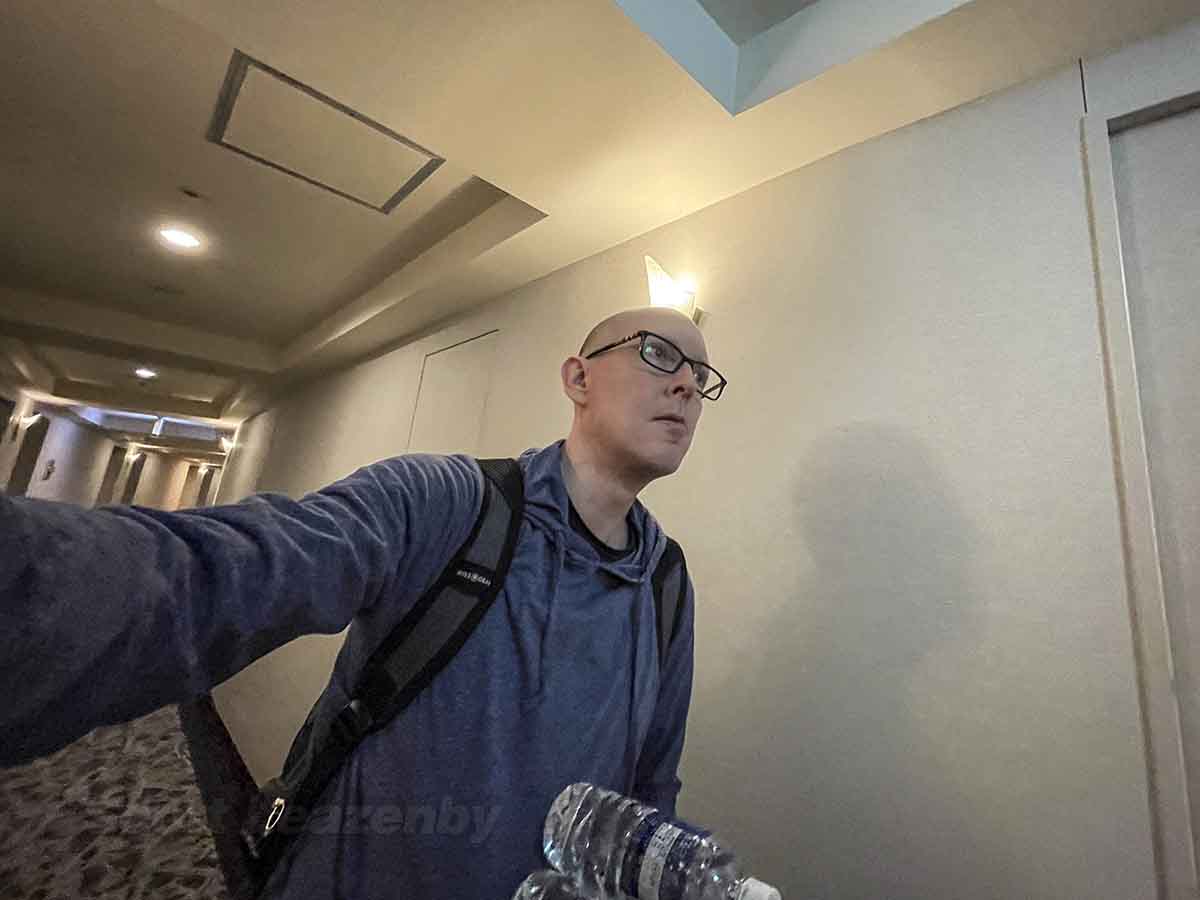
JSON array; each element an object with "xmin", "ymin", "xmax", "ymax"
[{"xmin": 452, "ymin": 561, "xmax": 495, "ymax": 595}]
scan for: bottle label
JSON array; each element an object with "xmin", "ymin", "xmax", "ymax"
[{"xmin": 620, "ymin": 812, "xmax": 712, "ymax": 900}]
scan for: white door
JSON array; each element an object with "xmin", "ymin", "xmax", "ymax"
[
  {"xmin": 1111, "ymin": 105, "xmax": 1200, "ymax": 861},
  {"xmin": 407, "ymin": 331, "xmax": 499, "ymax": 456}
]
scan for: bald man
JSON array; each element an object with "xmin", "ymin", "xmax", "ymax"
[{"xmin": 0, "ymin": 306, "xmax": 727, "ymax": 900}]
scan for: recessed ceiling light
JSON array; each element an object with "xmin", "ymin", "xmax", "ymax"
[
  {"xmin": 135, "ymin": 367, "xmax": 158, "ymax": 380},
  {"xmin": 158, "ymin": 227, "xmax": 203, "ymax": 250}
]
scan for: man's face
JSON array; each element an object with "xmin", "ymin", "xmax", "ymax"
[{"xmin": 584, "ymin": 319, "xmax": 708, "ymax": 479}]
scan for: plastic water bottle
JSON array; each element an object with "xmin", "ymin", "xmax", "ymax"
[
  {"xmin": 512, "ymin": 870, "xmax": 589, "ymax": 899},
  {"xmin": 543, "ymin": 783, "xmax": 782, "ymax": 900}
]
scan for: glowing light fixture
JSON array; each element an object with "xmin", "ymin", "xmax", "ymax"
[
  {"xmin": 644, "ymin": 256, "xmax": 703, "ymax": 323},
  {"xmin": 220, "ymin": 437, "xmax": 235, "ymax": 453},
  {"xmin": 157, "ymin": 226, "xmax": 203, "ymax": 251},
  {"xmin": 135, "ymin": 367, "xmax": 158, "ymax": 380}
]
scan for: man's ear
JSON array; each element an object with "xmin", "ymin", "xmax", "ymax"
[{"xmin": 561, "ymin": 356, "xmax": 589, "ymax": 404}]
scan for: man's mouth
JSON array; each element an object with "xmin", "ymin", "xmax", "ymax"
[{"xmin": 654, "ymin": 414, "xmax": 686, "ymax": 425}]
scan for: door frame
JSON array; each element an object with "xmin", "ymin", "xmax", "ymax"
[
  {"xmin": 1081, "ymin": 24, "xmax": 1200, "ymax": 900},
  {"xmin": 404, "ymin": 329, "xmax": 499, "ymax": 454},
  {"xmin": 6, "ymin": 413, "xmax": 50, "ymax": 496}
]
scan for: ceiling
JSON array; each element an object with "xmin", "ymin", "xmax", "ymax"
[
  {"xmin": 0, "ymin": 1, "xmax": 527, "ymax": 345},
  {"xmin": 0, "ymin": 0, "xmax": 1195, "ymax": 427}
]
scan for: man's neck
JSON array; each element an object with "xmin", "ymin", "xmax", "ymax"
[{"xmin": 560, "ymin": 437, "xmax": 640, "ymax": 550}]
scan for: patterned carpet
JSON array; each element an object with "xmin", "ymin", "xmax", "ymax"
[{"xmin": 0, "ymin": 700, "xmax": 253, "ymax": 900}]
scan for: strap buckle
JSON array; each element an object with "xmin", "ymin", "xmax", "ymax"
[{"xmin": 331, "ymin": 698, "xmax": 374, "ymax": 745}]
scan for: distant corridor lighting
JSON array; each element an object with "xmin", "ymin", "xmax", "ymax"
[{"xmin": 135, "ymin": 367, "xmax": 158, "ymax": 380}]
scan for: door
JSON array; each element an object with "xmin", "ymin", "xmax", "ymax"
[
  {"xmin": 196, "ymin": 467, "xmax": 216, "ymax": 506},
  {"xmin": 1111, "ymin": 104, "xmax": 1200, "ymax": 862},
  {"xmin": 120, "ymin": 454, "xmax": 146, "ymax": 505},
  {"xmin": 407, "ymin": 331, "xmax": 499, "ymax": 456},
  {"xmin": 177, "ymin": 464, "xmax": 203, "ymax": 509},
  {"xmin": 95, "ymin": 445, "xmax": 127, "ymax": 507},
  {"xmin": 0, "ymin": 396, "xmax": 14, "ymax": 443},
  {"xmin": 7, "ymin": 414, "xmax": 49, "ymax": 496}
]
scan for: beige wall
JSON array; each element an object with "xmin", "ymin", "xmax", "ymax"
[
  {"xmin": 23, "ymin": 412, "xmax": 116, "ymax": 507},
  {"xmin": 132, "ymin": 452, "xmax": 191, "ymax": 510},
  {"xmin": 216, "ymin": 408, "xmax": 277, "ymax": 504},
  {"xmin": 206, "ymin": 46, "xmax": 1197, "ymax": 897}
]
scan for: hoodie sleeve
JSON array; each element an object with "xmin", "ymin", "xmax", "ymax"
[
  {"xmin": 632, "ymin": 574, "xmax": 696, "ymax": 818},
  {"xmin": 0, "ymin": 452, "xmax": 481, "ymax": 767}
]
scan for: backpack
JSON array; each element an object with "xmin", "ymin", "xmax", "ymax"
[{"xmin": 237, "ymin": 457, "xmax": 689, "ymax": 895}]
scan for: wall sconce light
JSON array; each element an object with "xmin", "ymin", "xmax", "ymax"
[
  {"xmin": 10, "ymin": 412, "xmax": 41, "ymax": 442},
  {"xmin": 645, "ymin": 256, "xmax": 704, "ymax": 324}
]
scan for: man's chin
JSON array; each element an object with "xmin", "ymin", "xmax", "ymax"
[{"xmin": 639, "ymin": 444, "xmax": 687, "ymax": 480}]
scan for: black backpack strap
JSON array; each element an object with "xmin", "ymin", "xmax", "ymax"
[
  {"xmin": 651, "ymin": 537, "xmax": 688, "ymax": 671},
  {"xmin": 353, "ymin": 457, "xmax": 524, "ymax": 727},
  {"xmin": 240, "ymin": 457, "xmax": 524, "ymax": 883}
]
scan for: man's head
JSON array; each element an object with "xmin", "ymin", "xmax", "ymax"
[{"xmin": 562, "ymin": 306, "xmax": 716, "ymax": 485}]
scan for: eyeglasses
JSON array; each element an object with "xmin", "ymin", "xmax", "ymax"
[{"xmin": 583, "ymin": 330, "xmax": 728, "ymax": 401}]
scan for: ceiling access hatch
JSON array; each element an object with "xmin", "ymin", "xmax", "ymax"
[{"xmin": 208, "ymin": 50, "xmax": 444, "ymax": 213}]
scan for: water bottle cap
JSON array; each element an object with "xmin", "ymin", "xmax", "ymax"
[{"xmin": 738, "ymin": 877, "xmax": 782, "ymax": 900}]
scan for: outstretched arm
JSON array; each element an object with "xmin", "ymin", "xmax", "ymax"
[{"xmin": 0, "ymin": 452, "xmax": 481, "ymax": 766}]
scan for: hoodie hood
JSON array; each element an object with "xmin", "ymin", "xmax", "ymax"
[{"xmin": 517, "ymin": 440, "xmax": 668, "ymax": 585}]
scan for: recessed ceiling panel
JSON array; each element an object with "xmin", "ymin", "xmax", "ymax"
[
  {"xmin": 697, "ymin": 0, "xmax": 821, "ymax": 44},
  {"xmin": 210, "ymin": 51, "xmax": 444, "ymax": 213},
  {"xmin": 616, "ymin": 0, "xmax": 974, "ymax": 113},
  {"xmin": 36, "ymin": 346, "xmax": 236, "ymax": 403}
]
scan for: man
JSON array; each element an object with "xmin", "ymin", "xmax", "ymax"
[{"xmin": 0, "ymin": 305, "xmax": 726, "ymax": 898}]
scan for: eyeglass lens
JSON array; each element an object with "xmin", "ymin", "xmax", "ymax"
[{"xmin": 640, "ymin": 333, "xmax": 717, "ymax": 394}]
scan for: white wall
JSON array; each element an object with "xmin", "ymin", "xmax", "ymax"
[
  {"xmin": 207, "ymin": 51, "xmax": 1186, "ymax": 898},
  {"xmin": 23, "ymin": 412, "xmax": 116, "ymax": 507}
]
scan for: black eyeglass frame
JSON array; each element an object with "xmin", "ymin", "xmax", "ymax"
[{"xmin": 583, "ymin": 330, "xmax": 728, "ymax": 401}]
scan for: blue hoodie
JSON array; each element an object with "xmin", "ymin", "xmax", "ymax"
[{"xmin": 0, "ymin": 440, "xmax": 695, "ymax": 899}]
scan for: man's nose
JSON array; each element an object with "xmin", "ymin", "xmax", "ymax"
[{"xmin": 668, "ymin": 365, "xmax": 698, "ymax": 398}]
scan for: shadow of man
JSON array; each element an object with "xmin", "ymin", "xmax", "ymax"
[{"xmin": 713, "ymin": 423, "xmax": 1030, "ymax": 899}]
